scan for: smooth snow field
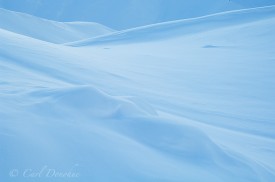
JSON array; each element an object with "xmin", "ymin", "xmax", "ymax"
[{"xmin": 1, "ymin": 3, "xmax": 275, "ymax": 182}]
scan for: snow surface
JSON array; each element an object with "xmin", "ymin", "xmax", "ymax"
[
  {"xmin": 0, "ymin": 8, "xmax": 113, "ymax": 43},
  {"xmin": 1, "ymin": 3, "xmax": 275, "ymax": 182},
  {"xmin": 1, "ymin": 0, "xmax": 275, "ymax": 29}
]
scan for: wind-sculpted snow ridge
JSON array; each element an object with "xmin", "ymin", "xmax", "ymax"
[
  {"xmin": 69, "ymin": 5, "xmax": 275, "ymax": 46},
  {"xmin": 0, "ymin": 8, "xmax": 114, "ymax": 44},
  {"xmin": 1, "ymin": 4, "xmax": 275, "ymax": 182},
  {"xmin": 28, "ymin": 85, "xmax": 157, "ymax": 119},
  {"xmin": 1, "ymin": 0, "xmax": 275, "ymax": 29},
  {"xmin": 1, "ymin": 84, "xmax": 274, "ymax": 181}
]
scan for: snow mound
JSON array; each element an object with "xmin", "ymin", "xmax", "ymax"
[
  {"xmin": 1, "ymin": 2, "xmax": 275, "ymax": 182},
  {"xmin": 28, "ymin": 86, "xmax": 157, "ymax": 119},
  {"xmin": 107, "ymin": 117, "xmax": 275, "ymax": 181},
  {"xmin": 69, "ymin": 5, "xmax": 275, "ymax": 46},
  {"xmin": 0, "ymin": 8, "xmax": 113, "ymax": 43}
]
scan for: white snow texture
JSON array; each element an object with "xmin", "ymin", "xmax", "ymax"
[{"xmin": 0, "ymin": 0, "xmax": 275, "ymax": 182}]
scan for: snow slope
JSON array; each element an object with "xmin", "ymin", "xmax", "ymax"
[
  {"xmin": 1, "ymin": 0, "xmax": 275, "ymax": 29},
  {"xmin": 0, "ymin": 8, "xmax": 113, "ymax": 43},
  {"xmin": 69, "ymin": 5, "xmax": 275, "ymax": 46},
  {"xmin": 1, "ymin": 5, "xmax": 275, "ymax": 182}
]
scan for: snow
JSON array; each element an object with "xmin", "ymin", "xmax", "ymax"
[
  {"xmin": 1, "ymin": 2, "xmax": 275, "ymax": 182},
  {"xmin": 68, "ymin": 5, "xmax": 275, "ymax": 46},
  {"xmin": 1, "ymin": 0, "xmax": 275, "ymax": 29},
  {"xmin": 0, "ymin": 8, "xmax": 113, "ymax": 43}
]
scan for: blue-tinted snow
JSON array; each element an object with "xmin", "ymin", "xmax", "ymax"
[
  {"xmin": 0, "ymin": 2, "xmax": 275, "ymax": 182},
  {"xmin": 1, "ymin": 0, "xmax": 275, "ymax": 29}
]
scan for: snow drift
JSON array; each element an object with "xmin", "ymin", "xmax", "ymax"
[
  {"xmin": 1, "ymin": 0, "xmax": 275, "ymax": 29},
  {"xmin": 1, "ymin": 4, "xmax": 275, "ymax": 182},
  {"xmin": 0, "ymin": 8, "xmax": 113, "ymax": 43},
  {"xmin": 69, "ymin": 5, "xmax": 275, "ymax": 46}
]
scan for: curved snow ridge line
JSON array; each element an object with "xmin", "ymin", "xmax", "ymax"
[
  {"xmin": 27, "ymin": 85, "xmax": 157, "ymax": 119},
  {"xmin": 99, "ymin": 116, "xmax": 275, "ymax": 181},
  {"xmin": 17, "ymin": 85, "xmax": 275, "ymax": 181},
  {"xmin": 0, "ymin": 8, "xmax": 114, "ymax": 44},
  {"xmin": 68, "ymin": 5, "xmax": 275, "ymax": 46},
  {"xmin": 2, "ymin": 0, "xmax": 275, "ymax": 30}
]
